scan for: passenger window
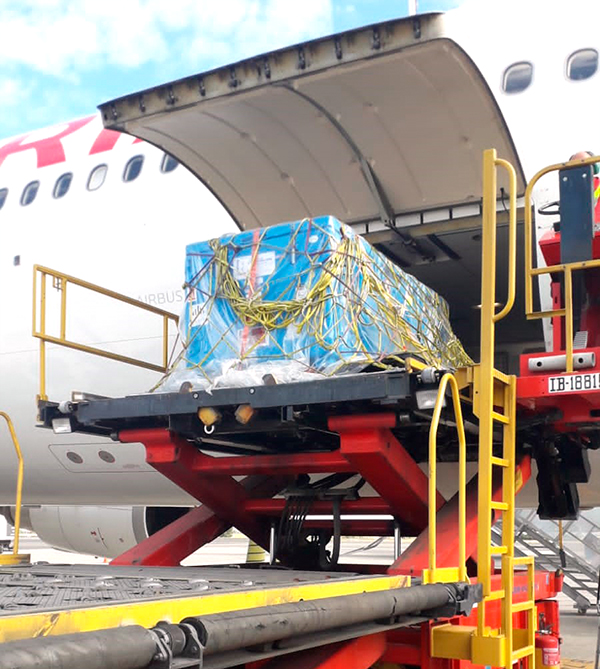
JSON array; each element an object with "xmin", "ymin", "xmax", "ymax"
[
  {"xmin": 53, "ymin": 172, "xmax": 73, "ymax": 199},
  {"xmin": 160, "ymin": 153, "xmax": 178, "ymax": 173},
  {"xmin": 87, "ymin": 164, "xmax": 107, "ymax": 191},
  {"xmin": 21, "ymin": 181, "xmax": 40, "ymax": 206},
  {"xmin": 123, "ymin": 155, "xmax": 144, "ymax": 182},
  {"xmin": 502, "ymin": 61, "xmax": 533, "ymax": 93},
  {"xmin": 0, "ymin": 188, "xmax": 7, "ymax": 211},
  {"xmin": 567, "ymin": 49, "xmax": 598, "ymax": 81}
]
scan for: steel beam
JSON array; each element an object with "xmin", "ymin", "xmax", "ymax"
[
  {"xmin": 192, "ymin": 450, "xmax": 354, "ymax": 475},
  {"xmin": 111, "ymin": 504, "xmax": 226, "ymax": 567},
  {"xmin": 303, "ymin": 519, "xmax": 393, "ymax": 535},
  {"xmin": 119, "ymin": 428, "xmax": 288, "ymax": 551},
  {"xmin": 244, "ymin": 498, "xmax": 392, "ymax": 515},
  {"xmin": 329, "ymin": 414, "xmax": 443, "ymax": 534}
]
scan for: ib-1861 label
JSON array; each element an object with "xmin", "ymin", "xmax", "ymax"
[{"xmin": 548, "ymin": 372, "xmax": 600, "ymax": 393}]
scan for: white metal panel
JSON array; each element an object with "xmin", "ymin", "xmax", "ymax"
[{"xmin": 100, "ymin": 14, "xmax": 524, "ymax": 231}]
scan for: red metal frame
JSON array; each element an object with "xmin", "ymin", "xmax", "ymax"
[
  {"xmin": 330, "ymin": 413, "xmax": 444, "ymax": 535},
  {"xmin": 191, "ymin": 450, "xmax": 355, "ymax": 475},
  {"xmin": 390, "ymin": 457, "xmax": 532, "ymax": 576},
  {"xmin": 519, "ymin": 226, "xmax": 600, "ymax": 429},
  {"xmin": 119, "ymin": 428, "xmax": 289, "ymax": 555},
  {"xmin": 111, "ymin": 504, "xmax": 228, "ymax": 567},
  {"xmin": 115, "ymin": 414, "xmax": 448, "ymax": 565},
  {"xmin": 518, "ymin": 347, "xmax": 600, "ymax": 430},
  {"xmin": 112, "ymin": 416, "xmax": 562, "ymax": 669},
  {"xmin": 247, "ymin": 633, "xmax": 387, "ymax": 669}
]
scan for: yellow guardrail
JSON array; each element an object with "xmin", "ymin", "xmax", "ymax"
[
  {"xmin": 524, "ymin": 154, "xmax": 600, "ymax": 372},
  {"xmin": 32, "ymin": 265, "xmax": 179, "ymax": 401},
  {"xmin": 423, "ymin": 372, "xmax": 467, "ymax": 585},
  {"xmin": 478, "ymin": 149, "xmax": 534, "ymax": 668},
  {"xmin": 0, "ymin": 412, "xmax": 28, "ymax": 563},
  {"xmin": 478, "ymin": 148, "xmax": 518, "ymax": 599}
]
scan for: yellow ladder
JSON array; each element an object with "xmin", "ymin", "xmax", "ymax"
[
  {"xmin": 474, "ymin": 148, "xmax": 536, "ymax": 668},
  {"xmin": 430, "ymin": 149, "xmax": 535, "ymax": 668}
]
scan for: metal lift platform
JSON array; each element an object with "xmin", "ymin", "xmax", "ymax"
[{"xmin": 39, "ymin": 366, "xmax": 418, "ymax": 441}]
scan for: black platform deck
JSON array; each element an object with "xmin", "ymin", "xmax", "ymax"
[{"xmin": 38, "ymin": 369, "xmax": 436, "ymax": 454}]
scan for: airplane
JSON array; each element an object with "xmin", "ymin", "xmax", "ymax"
[{"xmin": 1, "ymin": 0, "xmax": 599, "ymax": 558}]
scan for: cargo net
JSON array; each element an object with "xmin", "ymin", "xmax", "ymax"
[{"xmin": 158, "ymin": 216, "xmax": 472, "ymax": 391}]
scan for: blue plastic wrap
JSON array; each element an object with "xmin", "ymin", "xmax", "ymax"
[{"xmin": 162, "ymin": 216, "xmax": 470, "ymax": 389}]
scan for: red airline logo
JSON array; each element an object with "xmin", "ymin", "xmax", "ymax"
[{"xmin": 0, "ymin": 116, "xmax": 142, "ymax": 169}]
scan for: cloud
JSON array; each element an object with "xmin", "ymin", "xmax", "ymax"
[
  {"xmin": 0, "ymin": 0, "xmax": 333, "ymax": 135},
  {"xmin": 0, "ymin": 77, "xmax": 25, "ymax": 105},
  {"xmin": 0, "ymin": 0, "xmax": 334, "ymax": 79}
]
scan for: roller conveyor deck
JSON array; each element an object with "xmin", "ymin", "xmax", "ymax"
[
  {"xmin": 0, "ymin": 564, "xmax": 385, "ymax": 618},
  {"xmin": 0, "ymin": 564, "xmax": 406, "ymax": 625},
  {"xmin": 0, "ymin": 563, "xmax": 483, "ymax": 669}
]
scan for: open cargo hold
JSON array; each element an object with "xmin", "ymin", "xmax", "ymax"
[{"xmin": 161, "ymin": 216, "xmax": 471, "ymax": 390}]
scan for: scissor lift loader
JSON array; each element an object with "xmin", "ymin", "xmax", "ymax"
[{"xmin": 4, "ymin": 15, "xmax": 600, "ymax": 669}]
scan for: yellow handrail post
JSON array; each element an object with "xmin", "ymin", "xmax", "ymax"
[
  {"xmin": 60, "ymin": 277, "xmax": 67, "ymax": 341},
  {"xmin": 477, "ymin": 148, "xmax": 520, "ymax": 647},
  {"xmin": 493, "ymin": 158, "xmax": 517, "ymax": 323},
  {"xmin": 565, "ymin": 267, "xmax": 574, "ymax": 372},
  {"xmin": 477, "ymin": 148, "xmax": 499, "ymax": 627},
  {"xmin": 39, "ymin": 270, "xmax": 48, "ymax": 402},
  {"xmin": 426, "ymin": 372, "xmax": 467, "ymax": 584},
  {"xmin": 163, "ymin": 314, "xmax": 169, "ymax": 370},
  {"xmin": 0, "ymin": 412, "xmax": 29, "ymax": 564}
]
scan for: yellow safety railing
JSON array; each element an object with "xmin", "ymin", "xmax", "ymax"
[
  {"xmin": 0, "ymin": 412, "xmax": 29, "ymax": 563},
  {"xmin": 477, "ymin": 148, "xmax": 535, "ymax": 668},
  {"xmin": 33, "ymin": 265, "xmax": 179, "ymax": 402},
  {"xmin": 524, "ymin": 154, "xmax": 600, "ymax": 372},
  {"xmin": 423, "ymin": 372, "xmax": 467, "ymax": 585}
]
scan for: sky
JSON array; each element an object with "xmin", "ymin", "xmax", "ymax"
[{"xmin": 0, "ymin": 0, "xmax": 461, "ymax": 138}]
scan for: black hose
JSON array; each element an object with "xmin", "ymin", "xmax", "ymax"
[
  {"xmin": 184, "ymin": 583, "xmax": 461, "ymax": 656},
  {"xmin": 0, "ymin": 626, "xmax": 157, "ymax": 669}
]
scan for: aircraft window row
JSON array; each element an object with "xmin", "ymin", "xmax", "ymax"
[
  {"xmin": 503, "ymin": 48, "xmax": 599, "ymax": 93},
  {"xmin": 0, "ymin": 153, "xmax": 179, "ymax": 210}
]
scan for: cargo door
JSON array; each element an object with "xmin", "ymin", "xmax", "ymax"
[{"xmin": 100, "ymin": 13, "xmax": 536, "ymax": 360}]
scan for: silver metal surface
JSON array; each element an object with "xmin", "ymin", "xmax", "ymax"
[
  {"xmin": 528, "ymin": 352, "xmax": 596, "ymax": 372},
  {"xmin": 100, "ymin": 15, "xmax": 524, "ymax": 233},
  {"xmin": 394, "ymin": 522, "xmax": 401, "ymax": 560},
  {"xmin": 0, "ymin": 564, "xmax": 359, "ymax": 615}
]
